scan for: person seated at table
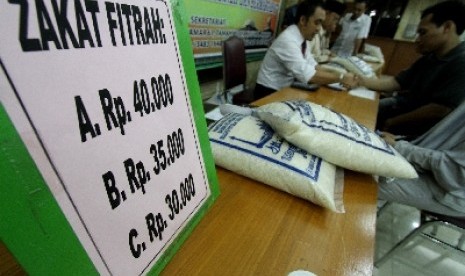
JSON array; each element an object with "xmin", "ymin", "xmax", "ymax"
[
  {"xmin": 330, "ymin": 0, "xmax": 371, "ymax": 58},
  {"xmin": 255, "ymin": 0, "xmax": 357, "ymax": 99},
  {"xmin": 309, "ymin": 0, "xmax": 346, "ymax": 63},
  {"xmin": 378, "ymin": 100, "xmax": 465, "ymax": 218},
  {"xmin": 355, "ymin": 0, "xmax": 465, "ymax": 138}
]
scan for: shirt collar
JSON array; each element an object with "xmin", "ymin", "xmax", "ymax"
[
  {"xmin": 434, "ymin": 41, "xmax": 465, "ymax": 62},
  {"xmin": 290, "ymin": 24, "xmax": 306, "ymax": 45},
  {"xmin": 350, "ymin": 13, "xmax": 364, "ymax": 23}
]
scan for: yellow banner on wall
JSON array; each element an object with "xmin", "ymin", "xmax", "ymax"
[{"xmin": 185, "ymin": 0, "xmax": 283, "ymax": 59}]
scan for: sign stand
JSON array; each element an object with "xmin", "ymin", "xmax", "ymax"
[{"xmin": 0, "ymin": 0, "xmax": 219, "ymax": 275}]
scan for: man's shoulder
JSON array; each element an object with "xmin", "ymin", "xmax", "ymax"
[
  {"xmin": 441, "ymin": 42, "xmax": 465, "ymax": 62},
  {"xmin": 342, "ymin": 14, "xmax": 353, "ymax": 21},
  {"xmin": 456, "ymin": 41, "xmax": 465, "ymax": 55},
  {"xmin": 275, "ymin": 25, "xmax": 300, "ymax": 43},
  {"xmin": 278, "ymin": 25, "xmax": 296, "ymax": 36},
  {"xmin": 361, "ymin": 14, "xmax": 372, "ymax": 24}
]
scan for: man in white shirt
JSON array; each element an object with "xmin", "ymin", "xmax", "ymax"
[
  {"xmin": 331, "ymin": 0, "xmax": 371, "ymax": 57},
  {"xmin": 255, "ymin": 0, "xmax": 357, "ymax": 99},
  {"xmin": 309, "ymin": 0, "xmax": 346, "ymax": 62}
]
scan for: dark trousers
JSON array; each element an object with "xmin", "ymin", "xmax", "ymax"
[
  {"xmin": 377, "ymin": 96, "xmax": 451, "ymax": 138},
  {"xmin": 254, "ymin": 83, "xmax": 276, "ymax": 100}
]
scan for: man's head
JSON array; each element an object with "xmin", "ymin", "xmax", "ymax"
[
  {"xmin": 416, "ymin": 1, "xmax": 465, "ymax": 55},
  {"xmin": 323, "ymin": 0, "xmax": 346, "ymax": 33},
  {"xmin": 351, "ymin": 0, "xmax": 368, "ymax": 20},
  {"xmin": 295, "ymin": 0, "xmax": 326, "ymax": 40}
]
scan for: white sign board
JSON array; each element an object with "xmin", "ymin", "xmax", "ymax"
[{"xmin": 0, "ymin": 0, "xmax": 213, "ymax": 275}]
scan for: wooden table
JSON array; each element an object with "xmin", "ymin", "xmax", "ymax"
[
  {"xmin": 0, "ymin": 87, "xmax": 380, "ymax": 276},
  {"xmin": 162, "ymin": 87, "xmax": 380, "ymax": 275}
]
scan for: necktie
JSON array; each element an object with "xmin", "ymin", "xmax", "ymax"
[{"xmin": 301, "ymin": 41, "xmax": 307, "ymax": 57}]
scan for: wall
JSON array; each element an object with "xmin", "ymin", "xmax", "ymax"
[
  {"xmin": 366, "ymin": 36, "xmax": 421, "ymax": 76},
  {"xmin": 394, "ymin": 0, "xmax": 465, "ymax": 41},
  {"xmin": 394, "ymin": 0, "xmax": 443, "ymax": 41}
]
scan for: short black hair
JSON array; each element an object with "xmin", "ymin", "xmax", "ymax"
[
  {"xmin": 324, "ymin": 0, "xmax": 346, "ymax": 16},
  {"xmin": 421, "ymin": 0, "xmax": 465, "ymax": 35},
  {"xmin": 294, "ymin": 0, "xmax": 324, "ymax": 24},
  {"xmin": 355, "ymin": 0, "xmax": 369, "ymax": 5}
]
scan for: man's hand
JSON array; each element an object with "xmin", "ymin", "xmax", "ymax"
[
  {"xmin": 379, "ymin": 131, "xmax": 397, "ymax": 146},
  {"xmin": 341, "ymin": 73, "xmax": 358, "ymax": 89}
]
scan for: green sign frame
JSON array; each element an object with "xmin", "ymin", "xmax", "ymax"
[{"xmin": 0, "ymin": 0, "xmax": 219, "ymax": 275}]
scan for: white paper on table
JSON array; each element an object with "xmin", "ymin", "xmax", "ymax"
[
  {"xmin": 205, "ymin": 106, "xmax": 223, "ymax": 121},
  {"xmin": 326, "ymin": 83, "xmax": 345, "ymax": 91},
  {"xmin": 349, "ymin": 87, "xmax": 377, "ymax": 100}
]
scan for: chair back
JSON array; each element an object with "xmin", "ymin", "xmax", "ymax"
[
  {"xmin": 222, "ymin": 36, "xmax": 247, "ymax": 90},
  {"xmin": 375, "ymin": 208, "xmax": 465, "ymax": 268},
  {"xmin": 422, "ymin": 210, "xmax": 465, "ymax": 228}
]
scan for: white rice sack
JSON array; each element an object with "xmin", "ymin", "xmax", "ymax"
[
  {"xmin": 255, "ymin": 100, "xmax": 418, "ymax": 179},
  {"xmin": 209, "ymin": 113, "xmax": 344, "ymax": 212}
]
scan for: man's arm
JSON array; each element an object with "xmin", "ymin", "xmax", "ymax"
[
  {"xmin": 395, "ymin": 140, "xmax": 465, "ymax": 190},
  {"xmin": 310, "ymin": 66, "xmax": 357, "ymax": 87},
  {"xmin": 354, "ymin": 16, "xmax": 371, "ymax": 55},
  {"xmin": 385, "ymin": 136, "xmax": 438, "ymax": 173},
  {"xmin": 383, "ymin": 104, "xmax": 452, "ymax": 135},
  {"xmin": 358, "ymin": 75, "xmax": 401, "ymax": 92},
  {"xmin": 353, "ymin": 38, "xmax": 364, "ymax": 55}
]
